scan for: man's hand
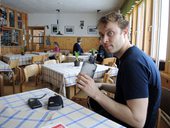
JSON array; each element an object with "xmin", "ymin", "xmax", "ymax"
[{"xmin": 76, "ymin": 73, "xmax": 101, "ymax": 99}]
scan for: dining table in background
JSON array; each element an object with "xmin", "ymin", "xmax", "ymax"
[
  {"xmin": 42, "ymin": 62, "xmax": 118, "ymax": 97},
  {"xmin": 0, "ymin": 60, "xmax": 12, "ymax": 72},
  {"xmin": 0, "ymin": 88, "xmax": 124, "ymax": 128},
  {"xmin": 66, "ymin": 55, "xmax": 90, "ymax": 62},
  {"xmin": 3, "ymin": 53, "xmax": 38, "ymax": 66},
  {"xmin": 31, "ymin": 51, "xmax": 56, "ymax": 57}
]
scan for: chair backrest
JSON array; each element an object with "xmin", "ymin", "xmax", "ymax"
[
  {"xmin": 156, "ymin": 87, "xmax": 170, "ymax": 128},
  {"xmin": 164, "ymin": 61, "xmax": 170, "ymax": 73},
  {"xmin": 32, "ymin": 55, "xmax": 44, "ymax": 64},
  {"xmin": 44, "ymin": 59, "xmax": 58, "ymax": 64},
  {"xmin": 8, "ymin": 59, "xmax": 19, "ymax": 69},
  {"xmin": 23, "ymin": 64, "xmax": 40, "ymax": 82},
  {"xmin": 42, "ymin": 54, "xmax": 49, "ymax": 62},
  {"xmin": 161, "ymin": 87, "xmax": 170, "ymax": 116},
  {"xmin": 57, "ymin": 54, "xmax": 66, "ymax": 63},
  {"xmin": 102, "ymin": 57, "xmax": 117, "ymax": 67},
  {"xmin": 0, "ymin": 74, "xmax": 4, "ymax": 96},
  {"xmin": 103, "ymin": 68, "xmax": 114, "ymax": 83}
]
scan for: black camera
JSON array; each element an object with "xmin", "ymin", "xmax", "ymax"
[{"xmin": 48, "ymin": 95, "xmax": 64, "ymax": 110}]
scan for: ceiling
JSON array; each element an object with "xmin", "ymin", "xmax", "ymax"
[{"xmin": 2, "ymin": 0, "xmax": 125, "ymax": 14}]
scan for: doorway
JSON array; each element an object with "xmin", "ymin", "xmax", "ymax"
[{"xmin": 28, "ymin": 26, "xmax": 45, "ymax": 51}]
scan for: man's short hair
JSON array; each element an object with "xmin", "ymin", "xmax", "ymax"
[
  {"xmin": 97, "ymin": 11, "xmax": 129, "ymax": 30},
  {"xmin": 77, "ymin": 37, "xmax": 82, "ymax": 42}
]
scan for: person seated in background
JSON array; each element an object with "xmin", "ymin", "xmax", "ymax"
[
  {"xmin": 49, "ymin": 41, "xmax": 60, "ymax": 59},
  {"xmin": 53, "ymin": 41, "xmax": 60, "ymax": 53},
  {"xmin": 96, "ymin": 44, "xmax": 113, "ymax": 64},
  {"xmin": 73, "ymin": 37, "xmax": 84, "ymax": 55}
]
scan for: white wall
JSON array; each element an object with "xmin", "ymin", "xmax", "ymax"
[{"xmin": 28, "ymin": 13, "xmax": 101, "ymax": 37}]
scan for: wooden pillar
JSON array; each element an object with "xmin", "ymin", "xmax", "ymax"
[{"xmin": 0, "ymin": 74, "xmax": 4, "ymax": 96}]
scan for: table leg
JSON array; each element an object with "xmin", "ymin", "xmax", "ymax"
[{"xmin": 66, "ymin": 86, "xmax": 76, "ymax": 99}]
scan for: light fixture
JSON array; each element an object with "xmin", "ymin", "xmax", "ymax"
[
  {"xmin": 80, "ymin": 20, "xmax": 84, "ymax": 29},
  {"xmin": 46, "ymin": 25, "xmax": 49, "ymax": 29},
  {"xmin": 97, "ymin": 10, "xmax": 101, "ymax": 13},
  {"xmin": 56, "ymin": 9, "xmax": 63, "ymax": 35}
]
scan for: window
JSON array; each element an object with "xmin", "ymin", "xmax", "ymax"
[
  {"xmin": 159, "ymin": 0, "xmax": 169, "ymax": 61},
  {"xmin": 136, "ymin": 1, "xmax": 145, "ymax": 50},
  {"xmin": 151, "ymin": 0, "xmax": 169, "ymax": 61}
]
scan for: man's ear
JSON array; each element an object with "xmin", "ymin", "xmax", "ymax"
[{"xmin": 123, "ymin": 27, "xmax": 129, "ymax": 35}]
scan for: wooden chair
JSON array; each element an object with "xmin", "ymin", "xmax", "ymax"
[
  {"xmin": 102, "ymin": 57, "xmax": 117, "ymax": 67},
  {"xmin": 56, "ymin": 54, "xmax": 67, "ymax": 63},
  {"xmin": 42, "ymin": 54, "xmax": 49, "ymax": 62},
  {"xmin": 21, "ymin": 64, "xmax": 40, "ymax": 92},
  {"xmin": 8, "ymin": 59, "xmax": 21, "ymax": 93},
  {"xmin": 32, "ymin": 55, "xmax": 44, "ymax": 64},
  {"xmin": 103, "ymin": 71, "xmax": 114, "ymax": 83},
  {"xmin": 44, "ymin": 59, "xmax": 59, "ymax": 64},
  {"xmin": 156, "ymin": 87, "xmax": 170, "ymax": 128},
  {"xmin": 164, "ymin": 61, "xmax": 170, "ymax": 73},
  {"xmin": 72, "ymin": 68, "xmax": 115, "ymax": 107},
  {"xmin": 100, "ymin": 68, "xmax": 115, "ymax": 97},
  {"xmin": 0, "ymin": 74, "xmax": 4, "ymax": 96}
]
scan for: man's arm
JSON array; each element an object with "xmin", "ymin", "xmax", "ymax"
[
  {"xmin": 94, "ymin": 91, "xmax": 148, "ymax": 128},
  {"xmin": 95, "ymin": 83, "xmax": 116, "ymax": 93},
  {"xmin": 77, "ymin": 73, "xmax": 148, "ymax": 127}
]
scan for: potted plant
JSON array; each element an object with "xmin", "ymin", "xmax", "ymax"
[
  {"xmin": 74, "ymin": 51, "xmax": 80, "ymax": 66},
  {"xmin": 89, "ymin": 48, "xmax": 97, "ymax": 56},
  {"xmin": 20, "ymin": 46, "xmax": 25, "ymax": 55}
]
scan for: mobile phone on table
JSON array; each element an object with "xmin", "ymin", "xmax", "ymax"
[{"xmin": 80, "ymin": 62, "xmax": 97, "ymax": 78}]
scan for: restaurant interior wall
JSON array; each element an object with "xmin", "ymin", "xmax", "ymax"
[{"xmin": 28, "ymin": 13, "xmax": 101, "ymax": 37}]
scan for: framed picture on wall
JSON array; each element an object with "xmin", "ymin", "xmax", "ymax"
[
  {"xmin": 87, "ymin": 26, "xmax": 97, "ymax": 34},
  {"xmin": 51, "ymin": 24, "xmax": 58, "ymax": 34},
  {"xmin": 64, "ymin": 26, "xmax": 74, "ymax": 34}
]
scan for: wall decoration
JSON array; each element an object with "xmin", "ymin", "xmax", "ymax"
[
  {"xmin": 64, "ymin": 26, "xmax": 74, "ymax": 34},
  {"xmin": 87, "ymin": 26, "xmax": 97, "ymax": 34},
  {"xmin": 51, "ymin": 24, "xmax": 58, "ymax": 34},
  {"xmin": 80, "ymin": 21, "xmax": 84, "ymax": 29}
]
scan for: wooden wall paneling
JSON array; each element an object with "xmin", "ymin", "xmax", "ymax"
[
  {"xmin": 132, "ymin": 6, "xmax": 138, "ymax": 45},
  {"xmin": 161, "ymin": 75, "xmax": 170, "ymax": 89},
  {"xmin": 49, "ymin": 36, "xmax": 99, "ymax": 53},
  {"xmin": 161, "ymin": 61, "xmax": 170, "ymax": 89},
  {"xmin": 1, "ymin": 46, "xmax": 21, "ymax": 55},
  {"xmin": 14, "ymin": 10, "xmax": 17, "ymax": 28},
  {"xmin": 143, "ymin": 0, "xmax": 153, "ymax": 55},
  {"xmin": 82, "ymin": 37, "xmax": 99, "ymax": 52}
]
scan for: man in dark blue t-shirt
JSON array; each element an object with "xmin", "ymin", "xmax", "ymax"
[{"xmin": 76, "ymin": 12, "xmax": 161, "ymax": 128}]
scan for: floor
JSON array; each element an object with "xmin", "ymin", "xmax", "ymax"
[
  {"xmin": 2, "ymin": 76, "xmax": 51, "ymax": 96},
  {"xmin": 1, "ymin": 76, "xmax": 88, "ymax": 108}
]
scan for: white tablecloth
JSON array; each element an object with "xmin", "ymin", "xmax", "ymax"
[
  {"xmin": 0, "ymin": 61, "xmax": 12, "ymax": 72},
  {"xmin": 3, "ymin": 54, "xmax": 38, "ymax": 66},
  {"xmin": 0, "ymin": 88, "xmax": 124, "ymax": 128},
  {"xmin": 42, "ymin": 62, "xmax": 118, "ymax": 96},
  {"xmin": 66, "ymin": 55, "xmax": 90, "ymax": 62}
]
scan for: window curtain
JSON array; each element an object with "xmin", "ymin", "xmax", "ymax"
[{"xmin": 121, "ymin": 0, "xmax": 142, "ymax": 15}]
